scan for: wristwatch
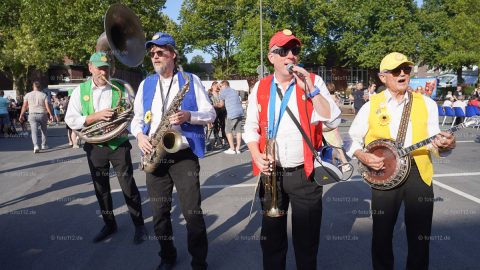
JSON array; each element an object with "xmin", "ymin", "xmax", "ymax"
[{"xmin": 307, "ymin": 87, "xmax": 321, "ymax": 99}]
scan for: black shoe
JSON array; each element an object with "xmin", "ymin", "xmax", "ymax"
[
  {"xmin": 133, "ymin": 225, "xmax": 148, "ymax": 244},
  {"xmin": 156, "ymin": 259, "xmax": 176, "ymax": 270},
  {"xmin": 92, "ymin": 224, "xmax": 117, "ymax": 243}
]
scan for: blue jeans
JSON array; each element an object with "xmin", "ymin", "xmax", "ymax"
[{"xmin": 28, "ymin": 113, "xmax": 48, "ymax": 148}]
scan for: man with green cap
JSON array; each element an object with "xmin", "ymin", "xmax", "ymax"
[
  {"xmin": 65, "ymin": 51, "xmax": 147, "ymax": 244},
  {"xmin": 347, "ymin": 52, "xmax": 456, "ymax": 269}
]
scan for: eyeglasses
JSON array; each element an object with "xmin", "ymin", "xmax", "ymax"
[
  {"xmin": 148, "ymin": 50, "xmax": 169, "ymax": 58},
  {"xmin": 384, "ymin": 66, "xmax": 412, "ymax": 76},
  {"xmin": 271, "ymin": 46, "xmax": 301, "ymax": 57}
]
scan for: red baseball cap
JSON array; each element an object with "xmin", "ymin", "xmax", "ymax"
[{"xmin": 269, "ymin": 29, "xmax": 301, "ymax": 49}]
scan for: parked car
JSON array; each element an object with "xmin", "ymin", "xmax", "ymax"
[{"xmin": 437, "ymin": 73, "xmax": 478, "ymax": 88}]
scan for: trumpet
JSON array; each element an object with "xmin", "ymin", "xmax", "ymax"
[{"xmin": 263, "ymin": 136, "xmax": 284, "ymax": 217}]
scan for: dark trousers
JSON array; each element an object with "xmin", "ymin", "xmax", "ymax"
[
  {"xmin": 84, "ymin": 141, "xmax": 144, "ymax": 228},
  {"xmin": 259, "ymin": 166, "xmax": 323, "ymax": 270},
  {"xmin": 371, "ymin": 162, "xmax": 434, "ymax": 270},
  {"xmin": 146, "ymin": 148, "xmax": 208, "ymax": 270},
  {"xmin": 213, "ymin": 108, "xmax": 226, "ymax": 143}
]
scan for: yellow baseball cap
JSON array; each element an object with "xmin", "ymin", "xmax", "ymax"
[{"xmin": 379, "ymin": 52, "xmax": 414, "ymax": 72}]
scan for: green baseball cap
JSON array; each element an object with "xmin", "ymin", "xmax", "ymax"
[{"xmin": 89, "ymin": 52, "xmax": 110, "ymax": 68}]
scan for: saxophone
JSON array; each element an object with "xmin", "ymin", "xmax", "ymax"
[{"xmin": 141, "ymin": 71, "xmax": 190, "ymax": 173}]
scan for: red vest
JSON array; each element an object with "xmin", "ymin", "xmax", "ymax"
[{"xmin": 252, "ymin": 74, "xmax": 323, "ymax": 178}]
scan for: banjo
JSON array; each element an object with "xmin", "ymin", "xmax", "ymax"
[{"xmin": 358, "ymin": 118, "xmax": 479, "ymax": 190}]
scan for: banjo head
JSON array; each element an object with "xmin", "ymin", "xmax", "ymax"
[{"xmin": 358, "ymin": 139, "xmax": 411, "ymax": 190}]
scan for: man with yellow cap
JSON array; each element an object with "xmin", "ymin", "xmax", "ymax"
[
  {"xmin": 65, "ymin": 51, "xmax": 147, "ymax": 244},
  {"xmin": 244, "ymin": 29, "xmax": 341, "ymax": 270},
  {"xmin": 347, "ymin": 52, "xmax": 456, "ymax": 269}
]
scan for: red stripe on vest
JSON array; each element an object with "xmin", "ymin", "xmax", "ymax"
[{"xmin": 252, "ymin": 74, "xmax": 323, "ymax": 178}]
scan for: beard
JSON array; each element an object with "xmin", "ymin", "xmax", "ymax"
[{"xmin": 154, "ymin": 63, "xmax": 167, "ymax": 74}]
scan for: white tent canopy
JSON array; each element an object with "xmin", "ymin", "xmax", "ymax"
[{"xmin": 201, "ymin": 80, "xmax": 250, "ymax": 92}]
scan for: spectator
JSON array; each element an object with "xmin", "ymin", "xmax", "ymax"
[
  {"xmin": 453, "ymin": 85, "xmax": 463, "ymax": 97},
  {"xmin": 62, "ymin": 96, "xmax": 79, "ymax": 148},
  {"xmin": 52, "ymin": 96, "xmax": 61, "ymax": 125},
  {"xmin": 19, "ymin": 81, "xmax": 54, "ymax": 153},
  {"xmin": 452, "ymin": 95, "xmax": 467, "ymax": 125},
  {"xmin": 15, "ymin": 95, "xmax": 28, "ymax": 135},
  {"xmin": 349, "ymin": 82, "xmax": 367, "ymax": 114},
  {"xmin": 326, "ymin": 82, "xmax": 341, "ymax": 106},
  {"xmin": 0, "ymin": 90, "xmax": 11, "ymax": 137},
  {"xmin": 218, "ymin": 80, "xmax": 244, "ymax": 154},
  {"xmin": 209, "ymin": 81, "xmax": 227, "ymax": 148},
  {"xmin": 367, "ymin": 83, "xmax": 377, "ymax": 99},
  {"xmin": 442, "ymin": 96, "xmax": 455, "ymax": 107},
  {"xmin": 415, "ymin": 86, "xmax": 425, "ymax": 95},
  {"xmin": 468, "ymin": 96, "xmax": 479, "ymax": 107},
  {"xmin": 324, "ymin": 83, "xmax": 350, "ymax": 173}
]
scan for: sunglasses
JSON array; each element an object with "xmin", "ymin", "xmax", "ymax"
[
  {"xmin": 148, "ymin": 50, "xmax": 169, "ymax": 58},
  {"xmin": 384, "ymin": 66, "xmax": 412, "ymax": 76},
  {"xmin": 271, "ymin": 46, "xmax": 301, "ymax": 57}
]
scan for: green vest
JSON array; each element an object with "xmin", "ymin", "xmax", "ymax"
[{"xmin": 80, "ymin": 80, "xmax": 128, "ymax": 150}]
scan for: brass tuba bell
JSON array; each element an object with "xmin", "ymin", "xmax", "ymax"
[{"xmin": 76, "ymin": 4, "xmax": 145, "ymax": 144}]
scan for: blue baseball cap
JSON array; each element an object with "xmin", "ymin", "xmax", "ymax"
[{"xmin": 145, "ymin": 32, "xmax": 176, "ymax": 49}]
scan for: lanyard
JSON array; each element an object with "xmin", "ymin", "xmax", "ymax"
[
  {"xmin": 159, "ymin": 75, "xmax": 175, "ymax": 114},
  {"xmin": 268, "ymin": 80, "xmax": 295, "ymax": 139}
]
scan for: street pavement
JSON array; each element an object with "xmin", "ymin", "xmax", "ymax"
[{"xmin": 0, "ymin": 118, "xmax": 479, "ymax": 270}]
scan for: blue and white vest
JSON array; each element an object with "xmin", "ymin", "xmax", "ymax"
[{"xmin": 141, "ymin": 72, "xmax": 205, "ymax": 158}]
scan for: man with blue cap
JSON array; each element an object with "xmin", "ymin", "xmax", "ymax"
[
  {"xmin": 65, "ymin": 51, "xmax": 147, "ymax": 244},
  {"xmin": 131, "ymin": 32, "xmax": 215, "ymax": 270}
]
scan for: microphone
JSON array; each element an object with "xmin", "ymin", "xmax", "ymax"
[
  {"xmin": 286, "ymin": 63, "xmax": 294, "ymax": 73},
  {"xmin": 286, "ymin": 64, "xmax": 304, "ymax": 78}
]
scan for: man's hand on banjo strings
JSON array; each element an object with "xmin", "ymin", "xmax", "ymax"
[{"xmin": 355, "ymin": 150, "xmax": 385, "ymax": 171}]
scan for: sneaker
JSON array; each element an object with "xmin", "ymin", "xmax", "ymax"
[
  {"xmin": 224, "ymin": 149, "xmax": 236, "ymax": 154},
  {"xmin": 41, "ymin": 145, "xmax": 48, "ymax": 150},
  {"xmin": 235, "ymin": 149, "xmax": 241, "ymax": 154},
  {"xmin": 33, "ymin": 147, "xmax": 39, "ymax": 153},
  {"xmin": 72, "ymin": 144, "xmax": 80, "ymax": 149}
]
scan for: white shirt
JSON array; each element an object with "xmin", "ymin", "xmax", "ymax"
[
  {"xmin": 442, "ymin": 100, "xmax": 453, "ymax": 107},
  {"xmin": 130, "ymin": 73, "xmax": 216, "ymax": 148},
  {"xmin": 347, "ymin": 90, "xmax": 445, "ymax": 158},
  {"xmin": 65, "ymin": 80, "xmax": 113, "ymax": 129},
  {"xmin": 452, "ymin": 100, "xmax": 467, "ymax": 112},
  {"xmin": 243, "ymin": 74, "xmax": 341, "ymax": 167}
]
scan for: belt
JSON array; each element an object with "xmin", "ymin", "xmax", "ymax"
[
  {"xmin": 30, "ymin": 112, "xmax": 46, "ymax": 114},
  {"xmin": 277, "ymin": 164, "xmax": 304, "ymax": 172}
]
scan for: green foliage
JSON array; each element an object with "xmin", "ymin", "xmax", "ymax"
[
  {"xmin": 0, "ymin": 0, "xmax": 168, "ymax": 92},
  {"xmin": 190, "ymin": 55, "xmax": 205, "ymax": 64}
]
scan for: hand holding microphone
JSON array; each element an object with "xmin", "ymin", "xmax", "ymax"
[{"xmin": 286, "ymin": 64, "xmax": 305, "ymax": 79}]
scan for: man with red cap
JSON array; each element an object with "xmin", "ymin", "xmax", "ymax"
[{"xmin": 244, "ymin": 29, "xmax": 341, "ymax": 269}]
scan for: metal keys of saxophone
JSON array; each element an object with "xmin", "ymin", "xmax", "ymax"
[{"xmin": 141, "ymin": 71, "xmax": 190, "ymax": 173}]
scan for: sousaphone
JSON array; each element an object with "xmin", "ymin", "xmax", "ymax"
[{"xmin": 76, "ymin": 4, "xmax": 145, "ymax": 143}]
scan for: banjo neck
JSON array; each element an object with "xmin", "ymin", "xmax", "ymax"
[{"xmin": 398, "ymin": 121, "xmax": 470, "ymax": 157}]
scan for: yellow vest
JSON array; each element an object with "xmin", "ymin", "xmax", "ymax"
[{"xmin": 365, "ymin": 92, "xmax": 433, "ymax": 186}]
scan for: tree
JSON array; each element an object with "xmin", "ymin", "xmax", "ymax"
[
  {"xmin": 190, "ymin": 55, "xmax": 205, "ymax": 64},
  {"xmin": 179, "ymin": 0, "xmax": 239, "ymax": 77},
  {"xmin": 421, "ymin": 0, "xmax": 480, "ymax": 83},
  {"xmin": 233, "ymin": 0, "xmax": 329, "ymax": 76},
  {"xmin": 328, "ymin": 0, "xmax": 423, "ymax": 69},
  {"xmin": 0, "ymin": 0, "xmax": 169, "ymax": 94}
]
